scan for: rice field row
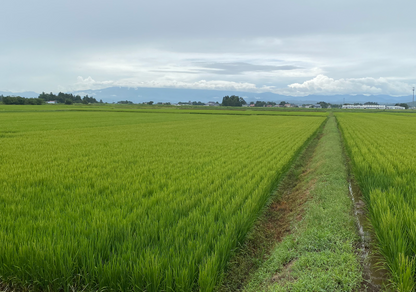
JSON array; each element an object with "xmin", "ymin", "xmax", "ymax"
[
  {"xmin": 0, "ymin": 111, "xmax": 325, "ymax": 291},
  {"xmin": 0, "ymin": 104, "xmax": 329, "ymax": 117},
  {"xmin": 336, "ymin": 112, "xmax": 416, "ymax": 291}
]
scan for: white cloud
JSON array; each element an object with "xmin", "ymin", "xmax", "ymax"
[
  {"xmin": 282, "ymin": 75, "xmax": 412, "ymax": 96},
  {"xmin": 73, "ymin": 76, "xmax": 114, "ymax": 91},
  {"xmin": 69, "ymin": 74, "xmax": 414, "ymax": 97},
  {"xmin": 71, "ymin": 76, "xmax": 276, "ymax": 93}
]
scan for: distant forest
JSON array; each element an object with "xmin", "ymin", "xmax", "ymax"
[{"xmin": 0, "ymin": 92, "xmax": 102, "ymax": 105}]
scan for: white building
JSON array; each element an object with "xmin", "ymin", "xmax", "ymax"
[
  {"xmin": 342, "ymin": 104, "xmax": 386, "ymax": 109},
  {"xmin": 386, "ymin": 105, "xmax": 405, "ymax": 110},
  {"xmin": 342, "ymin": 104, "xmax": 407, "ymax": 110}
]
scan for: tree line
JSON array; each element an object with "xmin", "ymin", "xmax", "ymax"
[
  {"xmin": 39, "ymin": 92, "xmax": 100, "ymax": 104},
  {"xmin": 0, "ymin": 92, "xmax": 101, "ymax": 105},
  {"xmin": 221, "ymin": 98, "xmax": 287, "ymax": 107},
  {"xmin": 221, "ymin": 95, "xmax": 247, "ymax": 106},
  {"xmin": 250, "ymin": 101, "xmax": 278, "ymax": 107},
  {"xmin": 0, "ymin": 95, "xmax": 43, "ymax": 105}
]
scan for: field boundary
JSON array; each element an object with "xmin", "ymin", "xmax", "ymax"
[{"xmin": 241, "ymin": 115, "xmax": 363, "ymax": 291}]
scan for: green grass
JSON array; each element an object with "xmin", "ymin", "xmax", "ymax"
[
  {"xmin": 244, "ymin": 116, "xmax": 362, "ymax": 291},
  {"xmin": 0, "ymin": 110, "xmax": 325, "ymax": 291}
]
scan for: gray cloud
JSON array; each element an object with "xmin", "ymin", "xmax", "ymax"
[
  {"xmin": 152, "ymin": 62, "xmax": 301, "ymax": 75},
  {"xmin": 1, "ymin": 0, "xmax": 416, "ymax": 95},
  {"xmin": 150, "ymin": 70, "xmax": 201, "ymax": 74},
  {"xmin": 3, "ymin": 0, "xmax": 415, "ymax": 42},
  {"xmin": 194, "ymin": 62, "xmax": 301, "ymax": 75}
]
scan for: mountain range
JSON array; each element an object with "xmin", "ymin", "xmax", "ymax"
[{"xmin": 1, "ymin": 88, "xmax": 414, "ymax": 105}]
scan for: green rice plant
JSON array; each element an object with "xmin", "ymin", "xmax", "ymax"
[
  {"xmin": 0, "ymin": 104, "xmax": 330, "ymax": 117},
  {"xmin": 336, "ymin": 112, "xmax": 416, "ymax": 291},
  {"xmin": 0, "ymin": 111, "xmax": 325, "ymax": 291}
]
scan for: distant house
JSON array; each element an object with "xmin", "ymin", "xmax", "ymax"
[
  {"xmin": 47, "ymin": 100, "xmax": 57, "ymax": 104},
  {"xmin": 249, "ymin": 104, "xmax": 255, "ymax": 107},
  {"xmin": 266, "ymin": 105, "xmax": 273, "ymax": 107},
  {"xmin": 206, "ymin": 101, "xmax": 219, "ymax": 106},
  {"xmin": 314, "ymin": 105, "xmax": 322, "ymax": 109},
  {"xmin": 284, "ymin": 103, "xmax": 291, "ymax": 107}
]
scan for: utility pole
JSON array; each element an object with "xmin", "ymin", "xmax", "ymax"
[{"xmin": 413, "ymin": 87, "xmax": 415, "ymax": 109}]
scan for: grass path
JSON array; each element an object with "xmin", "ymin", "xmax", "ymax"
[{"xmin": 242, "ymin": 116, "xmax": 363, "ymax": 291}]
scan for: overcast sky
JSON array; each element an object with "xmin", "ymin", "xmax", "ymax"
[{"xmin": 2, "ymin": 0, "xmax": 416, "ymax": 96}]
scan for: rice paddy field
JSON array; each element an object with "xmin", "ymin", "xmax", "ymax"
[
  {"xmin": 0, "ymin": 109, "xmax": 325, "ymax": 291},
  {"xmin": 336, "ymin": 112, "xmax": 416, "ymax": 291}
]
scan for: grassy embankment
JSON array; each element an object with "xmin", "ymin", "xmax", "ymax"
[{"xmin": 241, "ymin": 116, "xmax": 362, "ymax": 291}]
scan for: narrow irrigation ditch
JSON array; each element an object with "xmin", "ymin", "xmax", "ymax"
[
  {"xmin": 336, "ymin": 114, "xmax": 391, "ymax": 291},
  {"xmin": 347, "ymin": 179, "xmax": 389, "ymax": 291}
]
